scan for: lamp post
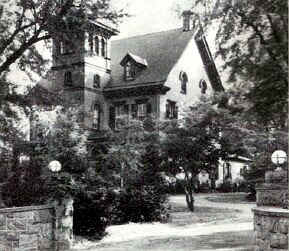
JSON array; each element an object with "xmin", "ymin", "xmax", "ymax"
[{"xmin": 48, "ymin": 160, "xmax": 73, "ymax": 251}]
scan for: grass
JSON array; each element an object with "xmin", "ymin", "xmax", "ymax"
[
  {"xmin": 205, "ymin": 193, "xmax": 253, "ymax": 204},
  {"xmin": 169, "ymin": 201, "xmax": 240, "ymax": 226}
]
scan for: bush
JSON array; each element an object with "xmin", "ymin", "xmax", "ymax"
[
  {"xmin": 167, "ymin": 179, "xmax": 186, "ymax": 194},
  {"xmin": 110, "ymin": 185, "xmax": 169, "ymax": 224},
  {"xmin": 73, "ymin": 188, "xmax": 115, "ymax": 239},
  {"xmin": 216, "ymin": 180, "xmax": 233, "ymax": 193}
]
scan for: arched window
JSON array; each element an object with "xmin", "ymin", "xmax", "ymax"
[
  {"xmin": 179, "ymin": 71, "xmax": 188, "ymax": 94},
  {"xmin": 64, "ymin": 71, "xmax": 72, "ymax": 85},
  {"xmin": 92, "ymin": 104, "xmax": 100, "ymax": 130},
  {"xmin": 101, "ymin": 38, "xmax": 106, "ymax": 57},
  {"xmin": 88, "ymin": 33, "xmax": 94, "ymax": 53},
  {"xmin": 93, "ymin": 74, "xmax": 100, "ymax": 88},
  {"xmin": 95, "ymin": 36, "xmax": 99, "ymax": 55},
  {"xmin": 199, "ymin": 79, "xmax": 208, "ymax": 94}
]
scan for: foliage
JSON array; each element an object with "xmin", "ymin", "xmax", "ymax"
[
  {"xmin": 2, "ymin": 105, "xmax": 89, "ymax": 206},
  {"xmin": 160, "ymin": 95, "xmax": 246, "ymax": 211},
  {"xmin": 110, "ymin": 185, "xmax": 169, "ymax": 225},
  {"xmin": 73, "ymin": 187, "xmax": 115, "ymax": 239},
  {"xmin": 0, "ymin": 0, "xmax": 126, "ymax": 80},
  {"xmin": 187, "ymin": 0, "xmax": 288, "ymax": 127}
]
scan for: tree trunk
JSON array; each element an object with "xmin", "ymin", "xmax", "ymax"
[{"xmin": 184, "ymin": 177, "xmax": 194, "ymax": 212}]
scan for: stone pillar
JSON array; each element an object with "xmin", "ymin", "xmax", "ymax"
[
  {"xmin": 252, "ymin": 169, "xmax": 288, "ymax": 251},
  {"xmin": 54, "ymin": 197, "xmax": 74, "ymax": 251}
]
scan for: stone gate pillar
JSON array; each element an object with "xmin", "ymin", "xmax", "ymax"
[
  {"xmin": 54, "ymin": 197, "xmax": 74, "ymax": 251},
  {"xmin": 252, "ymin": 169, "xmax": 288, "ymax": 251}
]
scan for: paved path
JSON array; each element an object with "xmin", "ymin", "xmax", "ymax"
[{"xmin": 72, "ymin": 193, "xmax": 256, "ymax": 251}]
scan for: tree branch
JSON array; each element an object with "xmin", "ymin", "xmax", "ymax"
[
  {"xmin": 236, "ymin": 11, "xmax": 288, "ymax": 82},
  {"xmin": 0, "ymin": 32, "xmax": 51, "ymax": 75}
]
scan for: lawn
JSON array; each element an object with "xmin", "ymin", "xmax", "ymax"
[
  {"xmin": 204, "ymin": 193, "xmax": 254, "ymax": 204},
  {"xmin": 169, "ymin": 198, "xmax": 240, "ymax": 226}
]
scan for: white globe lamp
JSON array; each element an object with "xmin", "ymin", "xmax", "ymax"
[
  {"xmin": 271, "ymin": 150, "xmax": 287, "ymax": 166},
  {"xmin": 48, "ymin": 160, "xmax": 62, "ymax": 172}
]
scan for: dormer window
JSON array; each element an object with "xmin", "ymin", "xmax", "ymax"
[
  {"xmin": 120, "ymin": 52, "xmax": 148, "ymax": 81},
  {"xmin": 179, "ymin": 71, "xmax": 188, "ymax": 94},
  {"xmin": 64, "ymin": 71, "xmax": 72, "ymax": 86},
  {"xmin": 124, "ymin": 62, "xmax": 135, "ymax": 80}
]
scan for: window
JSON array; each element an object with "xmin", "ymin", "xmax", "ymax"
[
  {"xmin": 124, "ymin": 61, "xmax": 136, "ymax": 80},
  {"xmin": 166, "ymin": 100, "xmax": 178, "ymax": 119},
  {"xmin": 101, "ymin": 38, "xmax": 106, "ymax": 57},
  {"xmin": 92, "ymin": 104, "xmax": 100, "ymax": 130},
  {"xmin": 59, "ymin": 40, "xmax": 74, "ymax": 54},
  {"xmin": 199, "ymin": 79, "xmax": 207, "ymax": 94},
  {"xmin": 64, "ymin": 71, "xmax": 72, "ymax": 85},
  {"xmin": 115, "ymin": 104, "xmax": 129, "ymax": 129},
  {"xmin": 223, "ymin": 162, "xmax": 232, "ymax": 180},
  {"xmin": 131, "ymin": 101, "xmax": 151, "ymax": 120},
  {"xmin": 179, "ymin": 71, "xmax": 188, "ymax": 94},
  {"xmin": 95, "ymin": 36, "xmax": 99, "ymax": 55},
  {"xmin": 137, "ymin": 103, "xmax": 147, "ymax": 119},
  {"xmin": 93, "ymin": 74, "xmax": 100, "ymax": 88},
  {"xmin": 88, "ymin": 33, "xmax": 94, "ymax": 53}
]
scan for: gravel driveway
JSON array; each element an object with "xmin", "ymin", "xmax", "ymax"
[{"xmin": 72, "ymin": 193, "xmax": 256, "ymax": 251}]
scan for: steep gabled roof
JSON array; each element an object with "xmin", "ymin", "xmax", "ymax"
[{"xmin": 106, "ymin": 28, "xmax": 195, "ymax": 89}]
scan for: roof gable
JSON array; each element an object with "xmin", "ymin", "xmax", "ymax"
[
  {"xmin": 106, "ymin": 28, "xmax": 195, "ymax": 89},
  {"xmin": 120, "ymin": 52, "xmax": 148, "ymax": 67}
]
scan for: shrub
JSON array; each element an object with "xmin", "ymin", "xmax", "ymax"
[
  {"xmin": 73, "ymin": 188, "xmax": 115, "ymax": 239},
  {"xmin": 216, "ymin": 180, "xmax": 233, "ymax": 193},
  {"xmin": 110, "ymin": 185, "xmax": 169, "ymax": 224}
]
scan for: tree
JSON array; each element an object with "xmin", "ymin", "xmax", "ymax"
[
  {"xmin": 186, "ymin": 0, "xmax": 287, "ymax": 127},
  {"xmin": 2, "ymin": 105, "xmax": 89, "ymax": 206},
  {"xmin": 161, "ymin": 96, "xmax": 239, "ymax": 211},
  {"xmin": 0, "ymin": 0, "xmax": 126, "ymax": 80}
]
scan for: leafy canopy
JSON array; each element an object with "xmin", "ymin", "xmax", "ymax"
[{"xmin": 186, "ymin": 0, "xmax": 288, "ymax": 126}]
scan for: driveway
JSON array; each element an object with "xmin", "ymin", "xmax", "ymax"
[{"xmin": 72, "ymin": 193, "xmax": 256, "ymax": 251}]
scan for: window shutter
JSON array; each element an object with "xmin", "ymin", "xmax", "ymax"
[
  {"xmin": 146, "ymin": 103, "xmax": 152, "ymax": 114},
  {"xmin": 131, "ymin": 104, "xmax": 137, "ymax": 119},
  {"xmin": 165, "ymin": 103, "xmax": 170, "ymax": 118},
  {"xmin": 109, "ymin": 106, "xmax": 115, "ymax": 129},
  {"xmin": 124, "ymin": 104, "xmax": 129, "ymax": 115},
  {"xmin": 175, "ymin": 106, "xmax": 179, "ymax": 119}
]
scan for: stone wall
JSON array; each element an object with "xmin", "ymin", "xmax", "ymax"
[
  {"xmin": 0, "ymin": 202, "xmax": 73, "ymax": 251},
  {"xmin": 253, "ymin": 169, "xmax": 289, "ymax": 251},
  {"xmin": 0, "ymin": 205, "xmax": 55, "ymax": 251},
  {"xmin": 253, "ymin": 207, "xmax": 288, "ymax": 251}
]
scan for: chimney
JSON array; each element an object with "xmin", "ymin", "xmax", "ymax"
[{"xmin": 182, "ymin": 10, "xmax": 193, "ymax": 31}]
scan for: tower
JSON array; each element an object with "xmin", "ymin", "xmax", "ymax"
[{"xmin": 51, "ymin": 9, "xmax": 119, "ymax": 130}]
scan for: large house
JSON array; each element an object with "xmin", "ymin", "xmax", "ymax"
[{"xmin": 32, "ymin": 10, "xmax": 223, "ymax": 140}]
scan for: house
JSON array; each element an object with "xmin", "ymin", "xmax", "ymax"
[
  {"xmin": 216, "ymin": 155, "xmax": 252, "ymax": 188},
  {"xmin": 31, "ymin": 9, "xmax": 224, "ymax": 156}
]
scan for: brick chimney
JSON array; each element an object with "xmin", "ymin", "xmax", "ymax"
[{"xmin": 182, "ymin": 10, "xmax": 193, "ymax": 31}]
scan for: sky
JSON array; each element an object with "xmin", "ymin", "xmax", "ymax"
[{"xmin": 111, "ymin": 0, "xmax": 191, "ymax": 39}]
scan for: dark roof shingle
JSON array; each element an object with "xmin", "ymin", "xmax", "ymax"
[{"xmin": 106, "ymin": 28, "xmax": 195, "ymax": 89}]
